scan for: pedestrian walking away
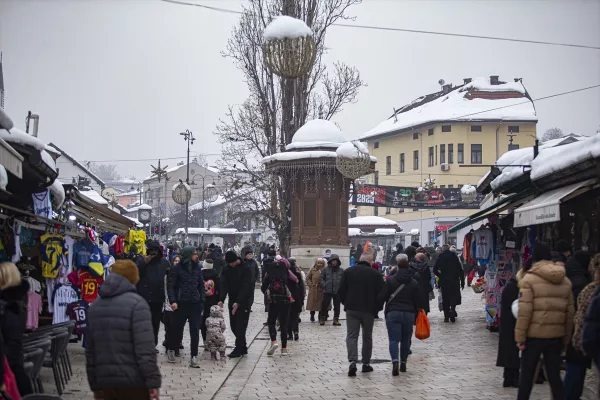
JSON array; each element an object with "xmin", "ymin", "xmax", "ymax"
[
  {"xmin": 339, "ymin": 253, "xmax": 385, "ymax": 377},
  {"xmin": 167, "ymin": 246, "xmax": 206, "ymax": 368},
  {"xmin": 515, "ymin": 242, "xmax": 574, "ymax": 400},
  {"xmin": 205, "ymin": 305, "xmax": 227, "ymax": 361},
  {"xmin": 262, "ymin": 257, "xmax": 295, "ymax": 356},
  {"xmin": 380, "ymin": 258, "xmax": 419, "ymax": 376},
  {"xmin": 320, "ymin": 254, "xmax": 344, "ymax": 326},
  {"xmin": 219, "ymin": 250, "xmax": 254, "ymax": 358},
  {"xmin": 433, "ymin": 245, "xmax": 465, "ymax": 323},
  {"xmin": 287, "ymin": 258, "xmax": 305, "ymax": 341},
  {"xmin": 85, "ymin": 260, "xmax": 161, "ymax": 400},
  {"xmin": 136, "ymin": 239, "xmax": 169, "ymax": 349}
]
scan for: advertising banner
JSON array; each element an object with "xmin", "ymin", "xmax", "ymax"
[{"xmin": 353, "ymin": 184, "xmax": 482, "ymax": 209}]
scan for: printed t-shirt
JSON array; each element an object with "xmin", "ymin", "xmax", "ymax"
[
  {"xmin": 26, "ymin": 291, "xmax": 43, "ymax": 330},
  {"xmin": 66, "ymin": 300, "xmax": 89, "ymax": 335},
  {"xmin": 79, "ymin": 271, "xmax": 104, "ymax": 303}
]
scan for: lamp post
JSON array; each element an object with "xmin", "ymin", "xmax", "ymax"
[
  {"xmin": 190, "ymin": 173, "xmax": 219, "ymax": 244},
  {"xmin": 180, "ymin": 130, "xmax": 196, "ymax": 236}
]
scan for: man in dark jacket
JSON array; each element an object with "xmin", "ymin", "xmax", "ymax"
[
  {"xmin": 339, "ymin": 253, "xmax": 385, "ymax": 377},
  {"xmin": 553, "ymin": 239, "xmax": 572, "ymax": 264},
  {"xmin": 86, "ymin": 260, "xmax": 161, "ymax": 400},
  {"xmin": 409, "ymin": 253, "xmax": 433, "ymax": 314},
  {"xmin": 167, "ymin": 246, "xmax": 205, "ymax": 368},
  {"xmin": 433, "ymin": 245, "xmax": 464, "ymax": 323},
  {"xmin": 212, "ymin": 246, "xmax": 225, "ymax": 277},
  {"xmin": 320, "ymin": 254, "xmax": 344, "ymax": 326},
  {"xmin": 136, "ymin": 239, "xmax": 169, "ymax": 348},
  {"xmin": 219, "ymin": 250, "xmax": 254, "ymax": 358},
  {"xmin": 242, "ymin": 246, "xmax": 261, "ymax": 284}
]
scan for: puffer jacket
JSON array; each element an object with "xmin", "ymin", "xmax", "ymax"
[
  {"xmin": 515, "ymin": 260, "xmax": 575, "ymax": 347},
  {"xmin": 320, "ymin": 255, "xmax": 344, "ymax": 294},
  {"xmin": 136, "ymin": 255, "xmax": 169, "ymax": 303},
  {"xmin": 86, "ymin": 274, "xmax": 161, "ymax": 392}
]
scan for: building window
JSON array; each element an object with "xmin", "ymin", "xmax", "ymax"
[
  {"xmin": 448, "ymin": 144, "xmax": 454, "ymax": 164},
  {"xmin": 508, "ymin": 143, "xmax": 520, "ymax": 151},
  {"xmin": 471, "ymin": 144, "xmax": 483, "ymax": 164},
  {"xmin": 386, "ymin": 156, "xmax": 391, "ymax": 175},
  {"xmin": 374, "ymin": 207, "xmax": 379, "ymax": 216},
  {"xmin": 428, "ymin": 147, "xmax": 434, "ymax": 167},
  {"xmin": 435, "ymin": 145, "xmax": 438, "ymax": 166},
  {"xmin": 374, "ymin": 171, "xmax": 379, "ymax": 185},
  {"xmin": 386, "ymin": 207, "xmax": 391, "ymax": 215},
  {"xmin": 413, "ymin": 150, "xmax": 419, "ymax": 170},
  {"xmin": 442, "ymin": 125, "xmax": 451, "ymax": 132},
  {"xmin": 428, "ymin": 128, "xmax": 434, "ymax": 136},
  {"xmin": 458, "ymin": 143, "xmax": 464, "ymax": 164},
  {"xmin": 413, "ymin": 132, "xmax": 419, "ymax": 140},
  {"xmin": 448, "ymin": 184, "xmax": 454, "ymax": 188},
  {"xmin": 440, "ymin": 144, "xmax": 446, "ymax": 164},
  {"xmin": 440, "ymin": 185, "xmax": 446, "ymax": 189},
  {"xmin": 471, "ymin": 125, "xmax": 482, "ymax": 132},
  {"xmin": 374, "ymin": 142, "xmax": 379, "ymax": 149},
  {"xmin": 400, "ymin": 153, "xmax": 405, "ymax": 173},
  {"xmin": 508, "ymin": 126, "xmax": 520, "ymax": 133}
]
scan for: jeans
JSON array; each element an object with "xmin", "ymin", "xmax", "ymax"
[
  {"xmin": 564, "ymin": 360, "xmax": 588, "ymax": 400},
  {"xmin": 346, "ymin": 310, "xmax": 375, "ymax": 364},
  {"xmin": 173, "ymin": 302, "xmax": 203, "ymax": 357},
  {"xmin": 517, "ymin": 338, "xmax": 565, "ymax": 400},
  {"xmin": 162, "ymin": 311, "xmax": 176, "ymax": 349},
  {"xmin": 321, "ymin": 293, "xmax": 340, "ymax": 321},
  {"xmin": 148, "ymin": 302, "xmax": 163, "ymax": 346},
  {"xmin": 385, "ymin": 311, "xmax": 414, "ymax": 363},
  {"xmin": 229, "ymin": 304, "xmax": 250, "ymax": 351},
  {"xmin": 268, "ymin": 302, "xmax": 290, "ymax": 347}
]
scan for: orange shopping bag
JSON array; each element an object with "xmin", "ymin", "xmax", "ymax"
[{"xmin": 415, "ymin": 309, "xmax": 430, "ymax": 340}]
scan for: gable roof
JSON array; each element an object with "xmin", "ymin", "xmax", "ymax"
[{"xmin": 48, "ymin": 142, "xmax": 106, "ymax": 188}]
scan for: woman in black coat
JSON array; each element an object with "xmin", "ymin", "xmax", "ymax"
[
  {"xmin": 433, "ymin": 246, "xmax": 464, "ymax": 322},
  {"xmin": 496, "ymin": 275, "xmax": 520, "ymax": 388},
  {"xmin": 287, "ymin": 260, "xmax": 305, "ymax": 341}
]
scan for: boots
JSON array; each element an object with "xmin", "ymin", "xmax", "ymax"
[
  {"xmin": 400, "ymin": 363, "xmax": 407, "ymax": 373},
  {"xmin": 333, "ymin": 318, "xmax": 341, "ymax": 326},
  {"xmin": 392, "ymin": 362, "xmax": 399, "ymax": 376},
  {"xmin": 211, "ymin": 351, "xmax": 218, "ymax": 361}
]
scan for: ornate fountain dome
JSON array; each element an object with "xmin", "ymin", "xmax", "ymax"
[{"xmin": 286, "ymin": 119, "xmax": 347, "ymax": 150}]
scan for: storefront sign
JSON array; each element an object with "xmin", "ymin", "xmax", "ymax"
[
  {"xmin": 514, "ymin": 203, "xmax": 560, "ymax": 227},
  {"xmin": 353, "ymin": 184, "xmax": 483, "ymax": 209}
]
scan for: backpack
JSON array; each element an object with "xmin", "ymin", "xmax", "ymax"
[
  {"xmin": 204, "ymin": 279, "xmax": 215, "ymax": 297},
  {"xmin": 267, "ymin": 263, "xmax": 289, "ymax": 304}
]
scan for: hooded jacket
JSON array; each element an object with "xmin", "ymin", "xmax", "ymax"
[
  {"xmin": 220, "ymin": 256, "xmax": 254, "ymax": 310},
  {"xmin": 167, "ymin": 246, "xmax": 205, "ymax": 304},
  {"xmin": 86, "ymin": 274, "xmax": 161, "ymax": 392},
  {"xmin": 136, "ymin": 253, "xmax": 169, "ymax": 304},
  {"xmin": 515, "ymin": 260, "xmax": 575, "ymax": 346},
  {"xmin": 320, "ymin": 255, "xmax": 344, "ymax": 294},
  {"xmin": 409, "ymin": 259, "xmax": 433, "ymax": 313},
  {"xmin": 338, "ymin": 261, "xmax": 384, "ymax": 316},
  {"xmin": 380, "ymin": 268, "xmax": 419, "ymax": 315},
  {"xmin": 242, "ymin": 246, "xmax": 260, "ymax": 283}
]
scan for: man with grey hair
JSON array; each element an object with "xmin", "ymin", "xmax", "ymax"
[{"xmin": 338, "ymin": 252, "xmax": 385, "ymax": 377}]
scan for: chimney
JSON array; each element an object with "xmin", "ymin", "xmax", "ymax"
[
  {"xmin": 442, "ymin": 84, "xmax": 452, "ymax": 94},
  {"xmin": 490, "ymin": 75, "xmax": 499, "ymax": 85},
  {"xmin": 514, "ymin": 78, "xmax": 522, "ymax": 83},
  {"xmin": 463, "ymin": 78, "xmax": 472, "ymax": 84}
]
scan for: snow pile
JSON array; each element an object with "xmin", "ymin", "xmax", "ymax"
[
  {"xmin": 263, "ymin": 15, "xmax": 313, "ymax": 42},
  {"xmin": 490, "ymin": 152, "xmax": 532, "ymax": 190},
  {"xmin": 0, "ymin": 165, "xmax": 7, "ymax": 191},
  {"xmin": 460, "ymin": 77, "xmax": 526, "ymax": 94},
  {"xmin": 531, "ymin": 133, "xmax": 600, "ymax": 180},
  {"xmin": 286, "ymin": 119, "xmax": 346, "ymax": 150},
  {"xmin": 125, "ymin": 216, "xmax": 144, "ymax": 228},
  {"xmin": 263, "ymin": 150, "xmax": 335, "ymax": 163},
  {"xmin": 336, "ymin": 141, "xmax": 369, "ymax": 159},
  {"xmin": 461, "ymin": 184, "xmax": 476, "ymax": 195},
  {"xmin": 348, "ymin": 216, "xmax": 398, "ymax": 226},
  {"xmin": 50, "ymin": 179, "xmax": 65, "ymax": 208},
  {"xmin": 0, "ymin": 128, "xmax": 47, "ymax": 151},
  {"xmin": 374, "ymin": 228, "xmax": 397, "ymax": 235},
  {"xmin": 41, "ymin": 150, "xmax": 57, "ymax": 172},
  {"xmin": 361, "ymin": 77, "xmax": 536, "ymax": 140},
  {"xmin": 80, "ymin": 189, "xmax": 108, "ymax": 205},
  {"xmin": 348, "ymin": 228, "xmax": 362, "ymax": 237},
  {"xmin": 495, "ymin": 148, "xmax": 533, "ymax": 171}
]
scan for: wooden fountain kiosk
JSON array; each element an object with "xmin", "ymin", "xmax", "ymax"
[{"xmin": 262, "ymin": 119, "xmax": 375, "ymax": 268}]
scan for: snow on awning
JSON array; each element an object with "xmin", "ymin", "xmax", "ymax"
[
  {"xmin": 348, "ymin": 228, "xmax": 362, "ymax": 236},
  {"xmin": 374, "ymin": 228, "xmax": 397, "ymax": 235},
  {"xmin": 80, "ymin": 189, "xmax": 108, "ymax": 205},
  {"xmin": 0, "ymin": 138, "xmax": 23, "ymax": 179},
  {"xmin": 513, "ymin": 179, "xmax": 597, "ymax": 228},
  {"xmin": 348, "ymin": 216, "xmax": 398, "ymax": 226},
  {"xmin": 531, "ymin": 133, "xmax": 600, "ymax": 181}
]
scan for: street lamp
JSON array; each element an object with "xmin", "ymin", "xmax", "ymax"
[
  {"xmin": 190, "ymin": 174, "xmax": 220, "ymax": 238},
  {"xmin": 180, "ymin": 130, "xmax": 196, "ymax": 236}
]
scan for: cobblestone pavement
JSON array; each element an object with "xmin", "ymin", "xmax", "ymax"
[{"xmin": 43, "ymin": 286, "xmax": 597, "ymax": 400}]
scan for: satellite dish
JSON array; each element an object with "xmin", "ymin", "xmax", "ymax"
[{"xmin": 438, "ymin": 79, "xmax": 445, "ymax": 86}]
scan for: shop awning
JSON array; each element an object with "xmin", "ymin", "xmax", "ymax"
[
  {"xmin": 0, "ymin": 138, "xmax": 23, "ymax": 178},
  {"xmin": 449, "ymin": 190, "xmax": 535, "ymax": 233},
  {"xmin": 513, "ymin": 179, "xmax": 597, "ymax": 228},
  {"xmin": 69, "ymin": 187, "xmax": 134, "ymax": 234}
]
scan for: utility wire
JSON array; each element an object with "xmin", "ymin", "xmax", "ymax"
[{"xmin": 158, "ymin": 0, "xmax": 600, "ymax": 50}]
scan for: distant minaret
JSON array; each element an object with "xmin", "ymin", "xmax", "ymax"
[{"xmin": 0, "ymin": 52, "xmax": 5, "ymax": 109}]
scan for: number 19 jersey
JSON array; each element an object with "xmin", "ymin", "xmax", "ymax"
[{"xmin": 78, "ymin": 271, "xmax": 104, "ymax": 303}]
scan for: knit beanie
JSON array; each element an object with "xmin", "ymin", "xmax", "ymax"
[
  {"xmin": 225, "ymin": 250, "xmax": 238, "ymax": 263},
  {"xmin": 111, "ymin": 260, "xmax": 140, "ymax": 285}
]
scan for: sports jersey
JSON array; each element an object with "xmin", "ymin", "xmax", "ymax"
[
  {"xmin": 52, "ymin": 284, "xmax": 78, "ymax": 324},
  {"xmin": 125, "ymin": 230, "xmax": 147, "ymax": 255},
  {"xmin": 78, "ymin": 271, "xmax": 103, "ymax": 303},
  {"xmin": 32, "ymin": 190, "xmax": 52, "ymax": 219},
  {"xmin": 66, "ymin": 300, "xmax": 89, "ymax": 335},
  {"xmin": 40, "ymin": 233, "xmax": 68, "ymax": 279}
]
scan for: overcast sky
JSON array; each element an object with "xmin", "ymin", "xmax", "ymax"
[{"xmin": 1, "ymin": 0, "xmax": 599, "ymax": 180}]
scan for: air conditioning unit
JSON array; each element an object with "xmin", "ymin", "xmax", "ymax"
[{"xmin": 441, "ymin": 163, "xmax": 450, "ymax": 171}]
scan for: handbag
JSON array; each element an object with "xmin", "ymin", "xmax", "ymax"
[
  {"xmin": 2, "ymin": 356, "xmax": 21, "ymax": 400},
  {"xmin": 384, "ymin": 284, "xmax": 405, "ymax": 314},
  {"xmin": 415, "ymin": 310, "xmax": 430, "ymax": 340}
]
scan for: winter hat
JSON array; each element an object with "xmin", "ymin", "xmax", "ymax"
[
  {"xmin": 111, "ymin": 260, "xmax": 140, "ymax": 285},
  {"xmin": 210, "ymin": 305, "xmax": 224, "ymax": 318},
  {"xmin": 180, "ymin": 246, "xmax": 196, "ymax": 265},
  {"xmin": 202, "ymin": 259, "xmax": 214, "ymax": 269},
  {"xmin": 532, "ymin": 242, "xmax": 552, "ymax": 262},
  {"xmin": 555, "ymin": 239, "xmax": 572, "ymax": 254},
  {"xmin": 225, "ymin": 250, "xmax": 238, "ymax": 263}
]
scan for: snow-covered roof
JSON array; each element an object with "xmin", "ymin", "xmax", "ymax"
[
  {"xmin": 0, "ymin": 128, "xmax": 47, "ymax": 151},
  {"xmin": 189, "ymin": 194, "xmax": 227, "ymax": 211},
  {"xmin": 125, "ymin": 203, "xmax": 152, "ymax": 213},
  {"xmin": 336, "ymin": 141, "xmax": 369, "ymax": 158},
  {"xmin": 144, "ymin": 162, "xmax": 213, "ymax": 181},
  {"xmin": 125, "ymin": 216, "xmax": 144, "ymax": 228},
  {"xmin": 116, "ymin": 188, "xmax": 143, "ymax": 197},
  {"xmin": 286, "ymin": 119, "xmax": 347, "ymax": 150},
  {"xmin": 41, "ymin": 150, "xmax": 56, "ymax": 172},
  {"xmin": 48, "ymin": 142, "xmax": 106, "ymax": 187},
  {"xmin": 374, "ymin": 228, "xmax": 397, "ymax": 235},
  {"xmin": 80, "ymin": 189, "xmax": 108, "ymax": 205},
  {"xmin": 175, "ymin": 227, "xmax": 250, "ymax": 235},
  {"xmin": 263, "ymin": 15, "xmax": 313, "ymax": 42},
  {"xmin": 361, "ymin": 76, "xmax": 537, "ymax": 140},
  {"xmin": 531, "ymin": 133, "xmax": 600, "ymax": 181},
  {"xmin": 348, "ymin": 228, "xmax": 362, "ymax": 237},
  {"xmin": 262, "ymin": 150, "xmax": 376, "ymax": 164},
  {"xmin": 50, "ymin": 179, "xmax": 65, "ymax": 208},
  {"xmin": 348, "ymin": 216, "xmax": 399, "ymax": 227}
]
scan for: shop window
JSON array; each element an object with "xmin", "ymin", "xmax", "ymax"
[
  {"xmin": 428, "ymin": 128, "xmax": 434, "ymax": 136},
  {"xmin": 386, "ymin": 156, "xmax": 391, "ymax": 175},
  {"xmin": 448, "ymin": 144, "xmax": 454, "ymax": 164},
  {"xmin": 413, "ymin": 150, "xmax": 419, "ymax": 170},
  {"xmin": 458, "ymin": 143, "xmax": 464, "ymax": 164},
  {"xmin": 508, "ymin": 126, "xmax": 520, "ymax": 133},
  {"xmin": 400, "ymin": 153, "xmax": 405, "ymax": 173},
  {"xmin": 440, "ymin": 144, "xmax": 446, "ymax": 164},
  {"xmin": 471, "ymin": 144, "xmax": 483, "ymax": 164},
  {"xmin": 428, "ymin": 147, "xmax": 434, "ymax": 167},
  {"xmin": 471, "ymin": 125, "xmax": 482, "ymax": 132},
  {"xmin": 442, "ymin": 125, "xmax": 451, "ymax": 132}
]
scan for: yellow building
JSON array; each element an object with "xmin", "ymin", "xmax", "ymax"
[{"xmin": 357, "ymin": 76, "xmax": 537, "ymax": 246}]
